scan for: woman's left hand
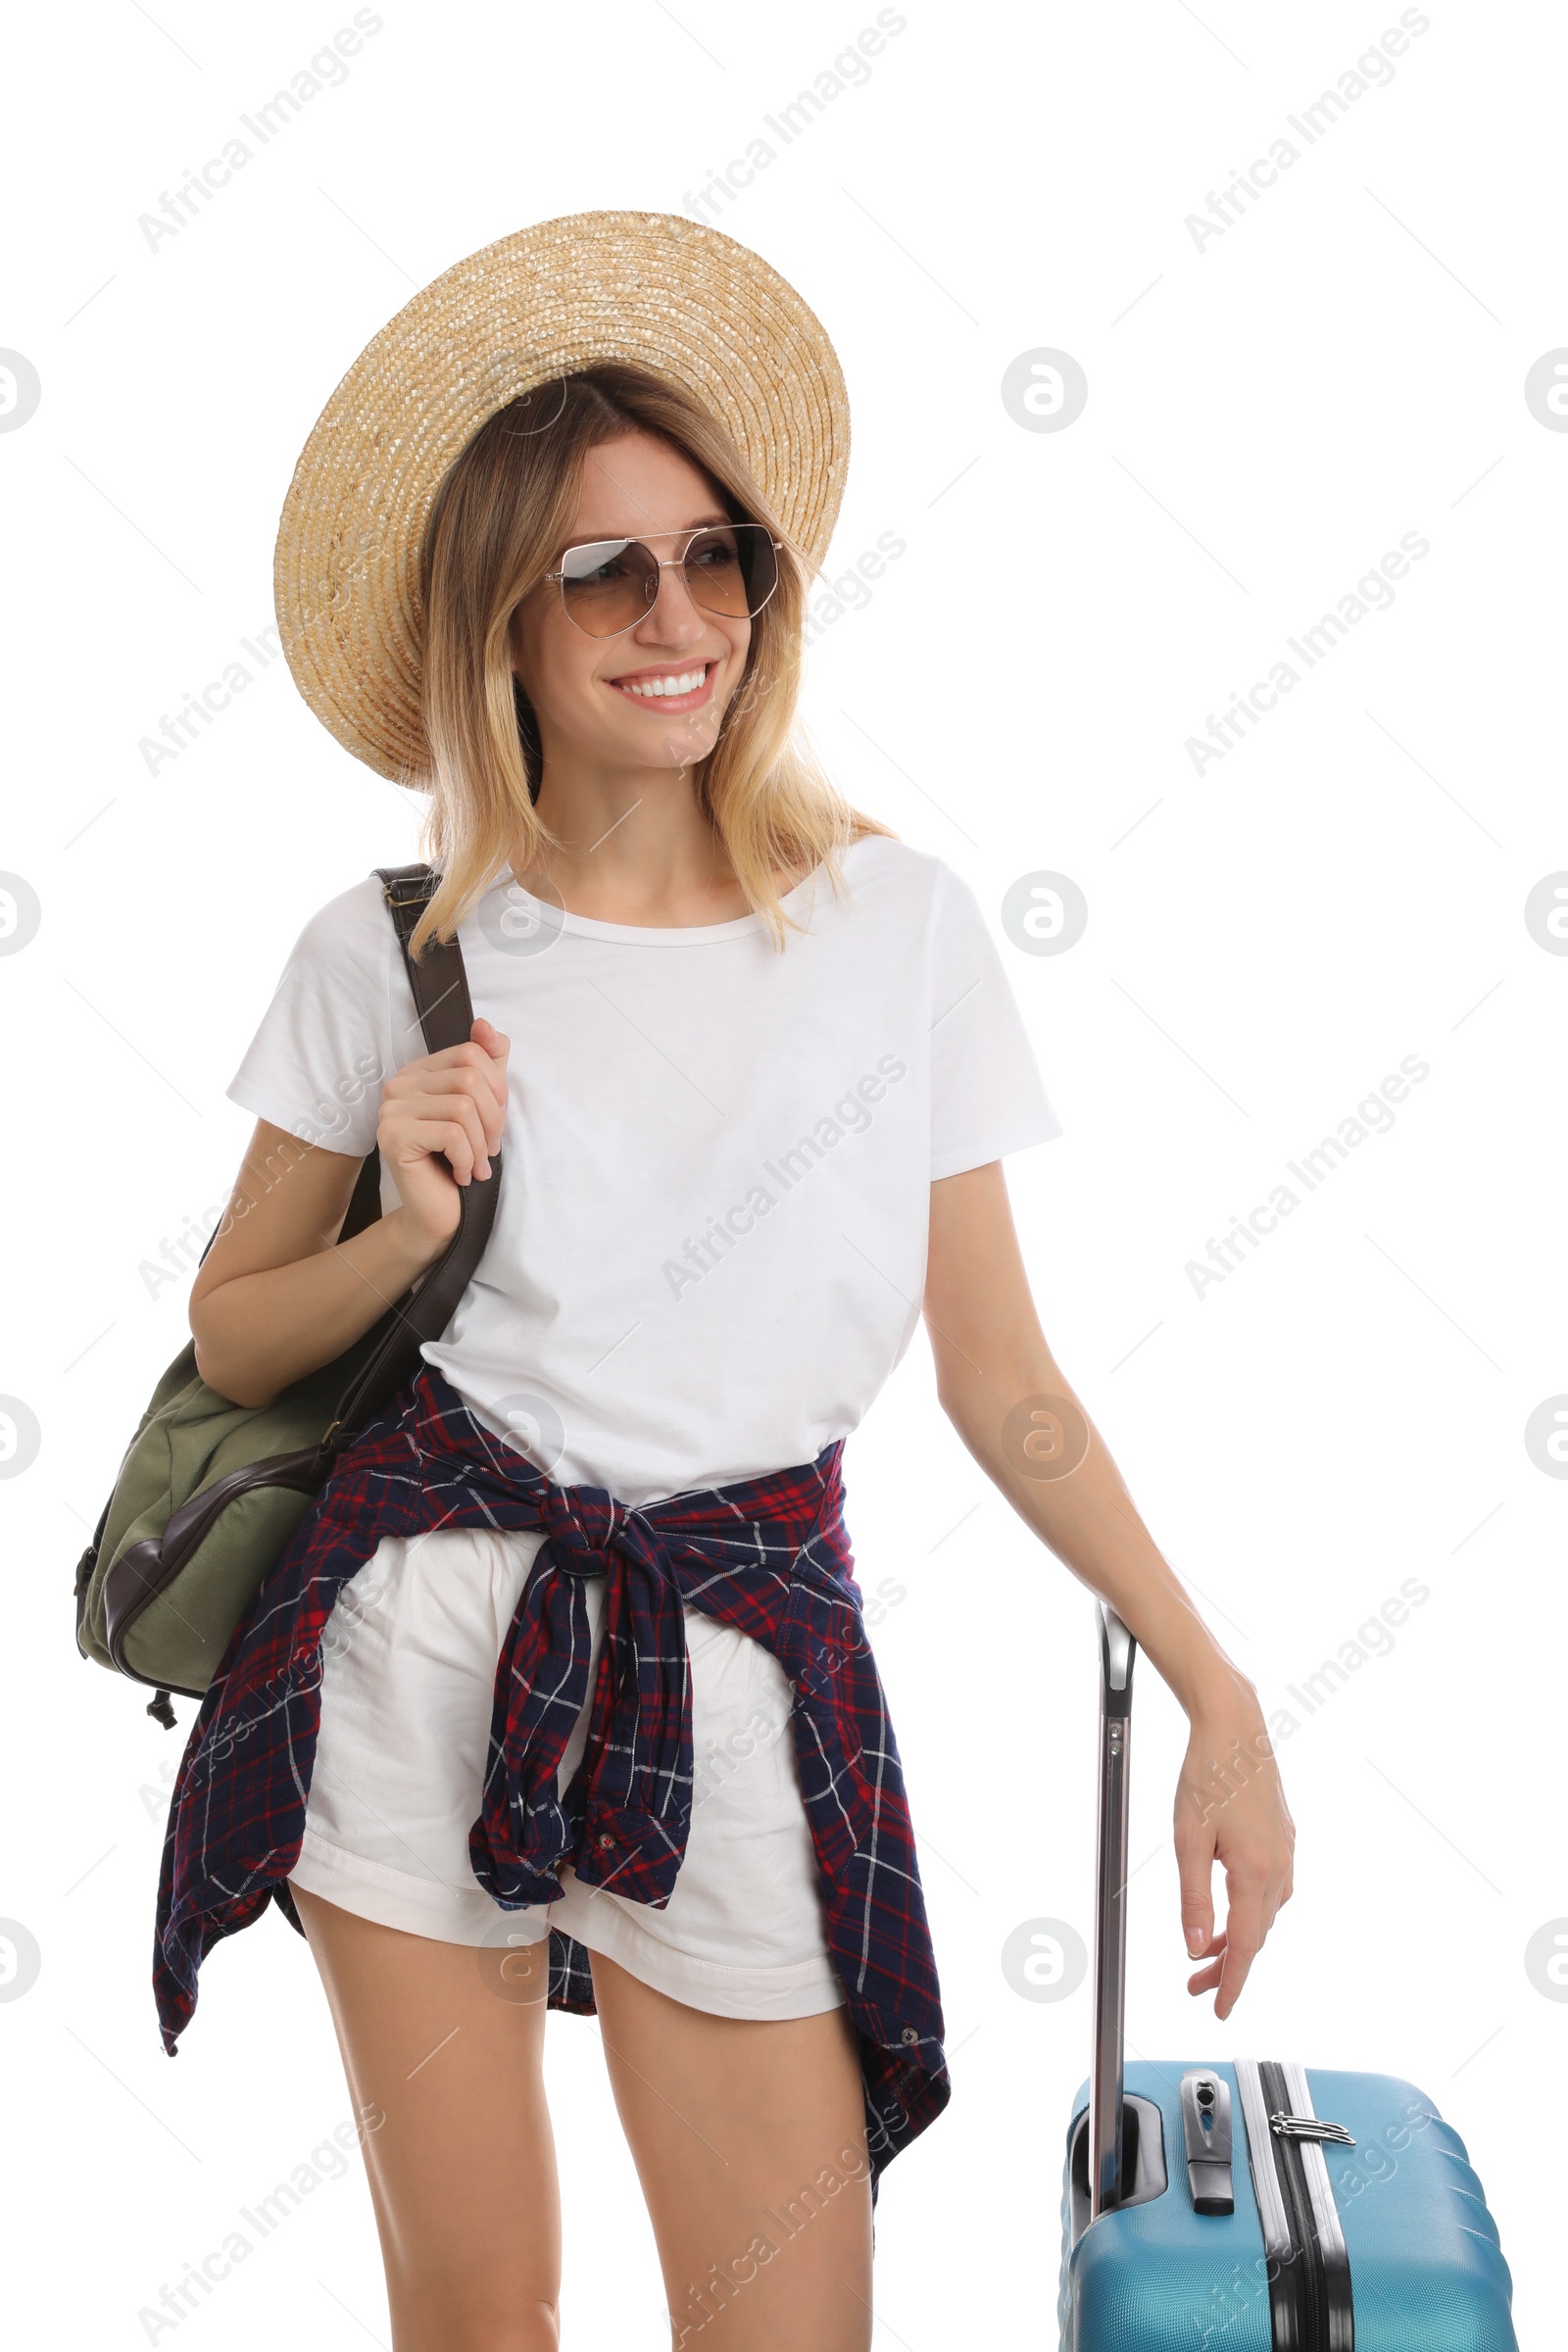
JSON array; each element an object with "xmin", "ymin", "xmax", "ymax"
[{"xmin": 1174, "ymin": 1689, "xmax": 1296, "ymax": 2018}]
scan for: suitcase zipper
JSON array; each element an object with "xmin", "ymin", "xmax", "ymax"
[
  {"xmin": 1234, "ymin": 2057, "xmax": 1304, "ymax": 2347},
  {"xmin": 1262, "ymin": 2059, "xmax": 1324, "ymax": 2349},
  {"xmin": 1235, "ymin": 2058, "xmax": 1355, "ymax": 2352},
  {"xmin": 1275, "ymin": 2059, "xmax": 1355, "ymax": 2352}
]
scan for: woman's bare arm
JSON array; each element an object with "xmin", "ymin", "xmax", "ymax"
[
  {"xmin": 188, "ymin": 1124, "xmax": 442, "ymax": 1407},
  {"xmin": 189, "ymin": 1016, "xmax": 511, "ymax": 1408},
  {"xmin": 923, "ymin": 1158, "xmax": 1295, "ymax": 2020}
]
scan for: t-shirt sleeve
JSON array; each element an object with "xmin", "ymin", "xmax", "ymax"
[
  {"xmin": 927, "ymin": 862, "xmax": 1064, "ymax": 1181},
  {"xmin": 224, "ymin": 879, "xmax": 410, "ymax": 1159}
]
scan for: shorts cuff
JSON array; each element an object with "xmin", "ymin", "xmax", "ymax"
[{"xmin": 287, "ymin": 1827, "xmax": 552, "ymax": 1948}]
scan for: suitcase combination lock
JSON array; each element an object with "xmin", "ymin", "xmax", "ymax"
[{"xmin": 1178, "ymin": 2070, "xmax": 1235, "ymax": 2214}]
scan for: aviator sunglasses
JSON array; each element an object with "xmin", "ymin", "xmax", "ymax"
[{"xmin": 542, "ymin": 521, "xmax": 783, "ymax": 639}]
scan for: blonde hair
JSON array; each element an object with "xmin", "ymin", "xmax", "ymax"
[{"xmin": 407, "ymin": 360, "xmax": 892, "ymax": 958}]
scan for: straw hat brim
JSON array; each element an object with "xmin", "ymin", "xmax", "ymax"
[{"xmin": 271, "ymin": 209, "xmax": 850, "ymax": 784}]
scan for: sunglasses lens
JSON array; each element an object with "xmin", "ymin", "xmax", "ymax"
[
  {"xmin": 558, "ymin": 539, "xmax": 661, "ymax": 636},
  {"xmin": 683, "ymin": 525, "xmax": 778, "ymax": 618},
  {"xmin": 557, "ymin": 525, "xmax": 780, "ymax": 636}
]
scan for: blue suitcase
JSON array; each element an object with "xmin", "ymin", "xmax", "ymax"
[{"xmin": 1057, "ymin": 1606, "xmax": 1519, "ymax": 2350}]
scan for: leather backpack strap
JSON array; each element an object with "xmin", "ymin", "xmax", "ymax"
[
  {"xmin": 338, "ymin": 862, "xmax": 467, "ymax": 1246},
  {"xmin": 336, "ymin": 1142, "xmax": 385, "ymax": 1245},
  {"xmin": 376, "ymin": 860, "xmax": 484, "ymax": 1054},
  {"xmin": 318, "ymin": 864, "xmax": 504, "ymax": 1446}
]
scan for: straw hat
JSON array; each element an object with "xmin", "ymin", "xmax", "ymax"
[{"xmin": 272, "ymin": 209, "xmax": 850, "ymax": 784}]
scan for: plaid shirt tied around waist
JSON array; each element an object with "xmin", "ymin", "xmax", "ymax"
[{"xmin": 154, "ymin": 1363, "xmax": 950, "ymax": 2184}]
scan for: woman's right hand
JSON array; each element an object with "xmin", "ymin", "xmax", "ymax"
[{"xmin": 376, "ymin": 1013, "xmax": 511, "ymax": 1252}]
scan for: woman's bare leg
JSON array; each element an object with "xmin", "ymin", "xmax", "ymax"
[
  {"xmin": 291, "ymin": 1885, "xmax": 561, "ymax": 2352},
  {"xmin": 588, "ymin": 1950, "xmax": 873, "ymax": 2351}
]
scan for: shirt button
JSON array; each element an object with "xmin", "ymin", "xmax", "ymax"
[
  {"xmin": 901, "ymin": 2027, "xmax": 919, "ymax": 2046},
  {"xmin": 599, "ymin": 1833, "xmax": 614, "ymax": 1848}
]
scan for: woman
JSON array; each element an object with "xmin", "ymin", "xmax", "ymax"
[{"xmin": 157, "ymin": 214, "xmax": 1294, "ymax": 2352}]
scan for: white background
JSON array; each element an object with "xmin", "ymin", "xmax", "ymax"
[{"xmin": 3, "ymin": 1, "xmax": 1563, "ymax": 2344}]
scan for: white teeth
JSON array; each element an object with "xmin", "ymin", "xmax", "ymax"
[{"xmin": 615, "ymin": 666, "xmax": 708, "ymax": 698}]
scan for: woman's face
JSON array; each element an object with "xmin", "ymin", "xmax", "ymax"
[{"xmin": 509, "ymin": 429, "xmax": 755, "ymax": 783}]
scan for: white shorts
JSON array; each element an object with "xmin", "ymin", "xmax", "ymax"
[{"xmin": 286, "ymin": 1524, "xmax": 845, "ymax": 2021}]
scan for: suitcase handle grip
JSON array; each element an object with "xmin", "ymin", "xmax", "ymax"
[
  {"xmin": 1099, "ymin": 1600, "xmax": 1136, "ymax": 1717},
  {"xmin": 1089, "ymin": 1600, "xmax": 1137, "ymax": 2219}
]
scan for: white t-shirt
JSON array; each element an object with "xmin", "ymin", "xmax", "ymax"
[{"xmin": 226, "ymin": 834, "xmax": 1063, "ymax": 1505}]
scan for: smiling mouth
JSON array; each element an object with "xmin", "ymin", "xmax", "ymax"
[{"xmin": 604, "ymin": 660, "xmax": 717, "ymax": 710}]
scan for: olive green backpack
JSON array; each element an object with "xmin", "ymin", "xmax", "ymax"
[{"xmin": 73, "ymin": 863, "xmax": 502, "ymax": 1728}]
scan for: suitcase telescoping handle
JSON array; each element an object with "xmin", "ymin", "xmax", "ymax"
[{"xmin": 1088, "ymin": 1601, "xmax": 1137, "ymax": 2221}]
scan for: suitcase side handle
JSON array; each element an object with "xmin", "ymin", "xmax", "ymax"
[{"xmin": 1089, "ymin": 1601, "xmax": 1137, "ymax": 2219}]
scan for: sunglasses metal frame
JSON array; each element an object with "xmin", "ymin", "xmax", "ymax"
[{"xmin": 541, "ymin": 522, "xmax": 785, "ymax": 639}]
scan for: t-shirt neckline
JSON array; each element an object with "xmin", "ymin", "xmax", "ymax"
[{"xmin": 485, "ymin": 849, "xmax": 847, "ymax": 945}]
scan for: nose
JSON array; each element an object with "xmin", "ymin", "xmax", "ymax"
[{"xmin": 633, "ymin": 559, "xmax": 710, "ymax": 650}]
